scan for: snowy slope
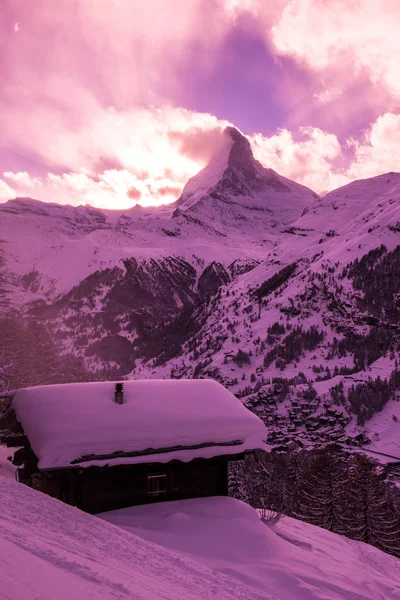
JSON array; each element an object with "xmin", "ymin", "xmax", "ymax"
[
  {"xmin": 2, "ymin": 468, "xmax": 400, "ymax": 600},
  {"xmin": 365, "ymin": 398, "xmax": 400, "ymax": 458},
  {"xmin": 101, "ymin": 497, "xmax": 400, "ymax": 600},
  {"xmin": 0, "ymin": 476, "xmax": 274, "ymax": 600},
  {"xmin": 240, "ymin": 172, "xmax": 400, "ymax": 274},
  {"xmin": 277, "ymin": 171, "xmax": 400, "ymax": 263},
  {"xmin": 139, "ymin": 168, "xmax": 400, "ymax": 393}
]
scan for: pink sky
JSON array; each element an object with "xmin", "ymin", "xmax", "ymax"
[{"xmin": 0, "ymin": 0, "xmax": 399, "ymax": 208}]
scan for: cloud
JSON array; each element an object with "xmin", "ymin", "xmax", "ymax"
[
  {"xmin": 0, "ymin": 0, "xmax": 223, "ymax": 108},
  {"xmin": 4, "ymin": 171, "xmax": 41, "ymax": 188},
  {"xmin": 155, "ymin": 185, "xmax": 183, "ymax": 198},
  {"xmin": 2, "ymin": 124, "xmax": 346, "ymax": 204},
  {"xmin": 271, "ymin": 0, "xmax": 400, "ymax": 98},
  {"xmin": 127, "ymin": 187, "xmax": 142, "ymax": 202},
  {"xmin": 346, "ymin": 113, "xmax": 400, "ymax": 180},
  {"xmin": 221, "ymin": 0, "xmax": 399, "ymax": 136},
  {"xmin": 0, "ymin": 106, "xmax": 229, "ymax": 208},
  {"xmin": 169, "ymin": 127, "xmax": 227, "ymax": 164},
  {"xmin": 0, "ymin": 0, "xmax": 232, "ymax": 208},
  {"xmin": 0, "ymin": 179, "xmax": 16, "ymax": 201},
  {"xmin": 250, "ymin": 127, "xmax": 349, "ymax": 192},
  {"xmin": 43, "ymin": 169, "xmax": 183, "ymax": 209},
  {"xmin": 0, "ymin": 0, "xmax": 231, "ymax": 142},
  {"xmin": 251, "ymin": 112, "xmax": 400, "ymax": 193}
]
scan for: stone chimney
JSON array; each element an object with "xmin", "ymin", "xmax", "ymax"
[{"xmin": 114, "ymin": 382, "xmax": 124, "ymax": 404}]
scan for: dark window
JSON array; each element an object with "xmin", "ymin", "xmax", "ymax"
[{"xmin": 147, "ymin": 474, "xmax": 168, "ymax": 497}]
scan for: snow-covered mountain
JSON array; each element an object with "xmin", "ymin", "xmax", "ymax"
[
  {"xmin": 0, "ymin": 128, "xmax": 319, "ymax": 303},
  {"xmin": 144, "ymin": 171, "xmax": 400, "ymax": 454},
  {"xmin": 0, "ymin": 129, "xmax": 399, "ymax": 460},
  {"xmin": 174, "ymin": 126, "xmax": 317, "ymax": 232}
]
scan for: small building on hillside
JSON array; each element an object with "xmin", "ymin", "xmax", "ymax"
[{"xmin": 0, "ymin": 379, "xmax": 267, "ymax": 514}]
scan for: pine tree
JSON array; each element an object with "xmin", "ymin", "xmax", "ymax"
[
  {"xmin": 294, "ymin": 449, "xmax": 346, "ymax": 532},
  {"xmin": 228, "ymin": 461, "xmax": 250, "ymax": 504},
  {"xmin": 282, "ymin": 452, "xmax": 301, "ymax": 516},
  {"xmin": 348, "ymin": 457, "xmax": 400, "ymax": 557}
]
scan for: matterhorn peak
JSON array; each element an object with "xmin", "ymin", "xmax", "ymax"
[
  {"xmin": 223, "ymin": 126, "xmax": 252, "ymax": 155},
  {"xmin": 172, "ymin": 122, "xmax": 320, "ymax": 235},
  {"xmin": 174, "ymin": 124, "xmax": 318, "ymax": 223},
  {"xmin": 175, "ymin": 126, "xmax": 266, "ymax": 213},
  {"xmin": 222, "ymin": 126, "xmax": 257, "ymax": 174},
  {"xmin": 223, "ymin": 125, "xmax": 251, "ymax": 148}
]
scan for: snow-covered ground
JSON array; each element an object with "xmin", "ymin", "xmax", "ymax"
[
  {"xmin": 101, "ymin": 497, "xmax": 400, "ymax": 600},
  {"xmin": 365, "ymin": 397, "xmax": 400, "ymax": 458},
  {"xmin": 0, "ymin": 476, "xmax": 273, "ymax": 600},
  {"xmin": 1, "ymin": 444, "xmax": 400, "ymax": 600}
]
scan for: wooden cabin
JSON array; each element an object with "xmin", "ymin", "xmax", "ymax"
[{"xmin": 0, "ymin": 379, "xmax": 267, "ymax": 514}]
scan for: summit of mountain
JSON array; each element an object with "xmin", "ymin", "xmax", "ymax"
[{"xmin": 174, "ymin": 127, "xmax": 318, "ymax": 233}]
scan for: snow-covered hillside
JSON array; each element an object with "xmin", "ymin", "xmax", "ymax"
[
  {"xmin": 1, "ymin": 472, "xmax": 400, "ymax": 600},
  {"xmin": 0, "ymin": 195, "xmax": 263, "ymax": 303},
  {"xmin": 271, "ymin": 171, "xmax": 400, "ymax": 267}
]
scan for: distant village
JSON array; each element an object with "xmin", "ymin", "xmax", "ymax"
[{"xmin": 245, "ymin": 386, "xmax": 368, "ymax": 451}]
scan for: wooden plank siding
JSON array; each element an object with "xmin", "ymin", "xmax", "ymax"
[{"xmin": 25, "ymin": 457, "xmax": 231, "ymax": 514}]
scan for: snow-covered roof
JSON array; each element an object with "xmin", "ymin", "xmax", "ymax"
[{"xmin": 12, "ymin": 379, "xmax": 268, "ymax": 470}]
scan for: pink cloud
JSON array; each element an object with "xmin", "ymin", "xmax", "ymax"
[
  {"xmin": 3, "ymin": 171, "xmax": 41, "ymax": 189},
  {"xmin": 251, "ymin": 112, "xmax": 400, "ymax": 193},
  {"xmin": 0, "ymin": 0, "xmax": 225, "ymax": 111},
  {"xmin": 169, "ymin": 127, "xmax": 227, "ymax": 164},
  {"xmin": 127, "ymin": 187, "xmax": 142, "ymax": 202},
  {"xmin": 0, "ymin": 179, "xmax": 16, "ymax": 201},
  {"xmin": 0, "ymin": 0, "xmax": 232, "ymax": 195},
  {"xmin": 250, "ymin": 127, "xmax": 349, "ymax": 193},
  {"xmin": 271, "ymin": 0, "xmax": 400, "ymax": 99},
  {"xmin": 347, "ymin": 113, "xmax": 400, "ymax": 180},
  {"xmin": 1, "ymin": 105, "xmax": 226, "ymax": 177},
  {"xmin": 267, "ymin": 0, "xmax": 400, "ymax": 133},
  {"xmin": 224, "ymin": 1, "xmax": 399, "ymax": 136},
  {"xmin": 2, "ymin": 124, "xmax": 344, "ymax": 204},
  {"xmin": 0, "ymin": 105, "xmax": 230, "ymax": 207},
  {"xmin": 156, "ymin": 185, "xmax": 182, "ymax": 197}
]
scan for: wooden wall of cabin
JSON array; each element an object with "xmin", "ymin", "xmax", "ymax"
[{"xmin": 67, "ymin": 457, "xmax": 230, "ymax": 514}]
